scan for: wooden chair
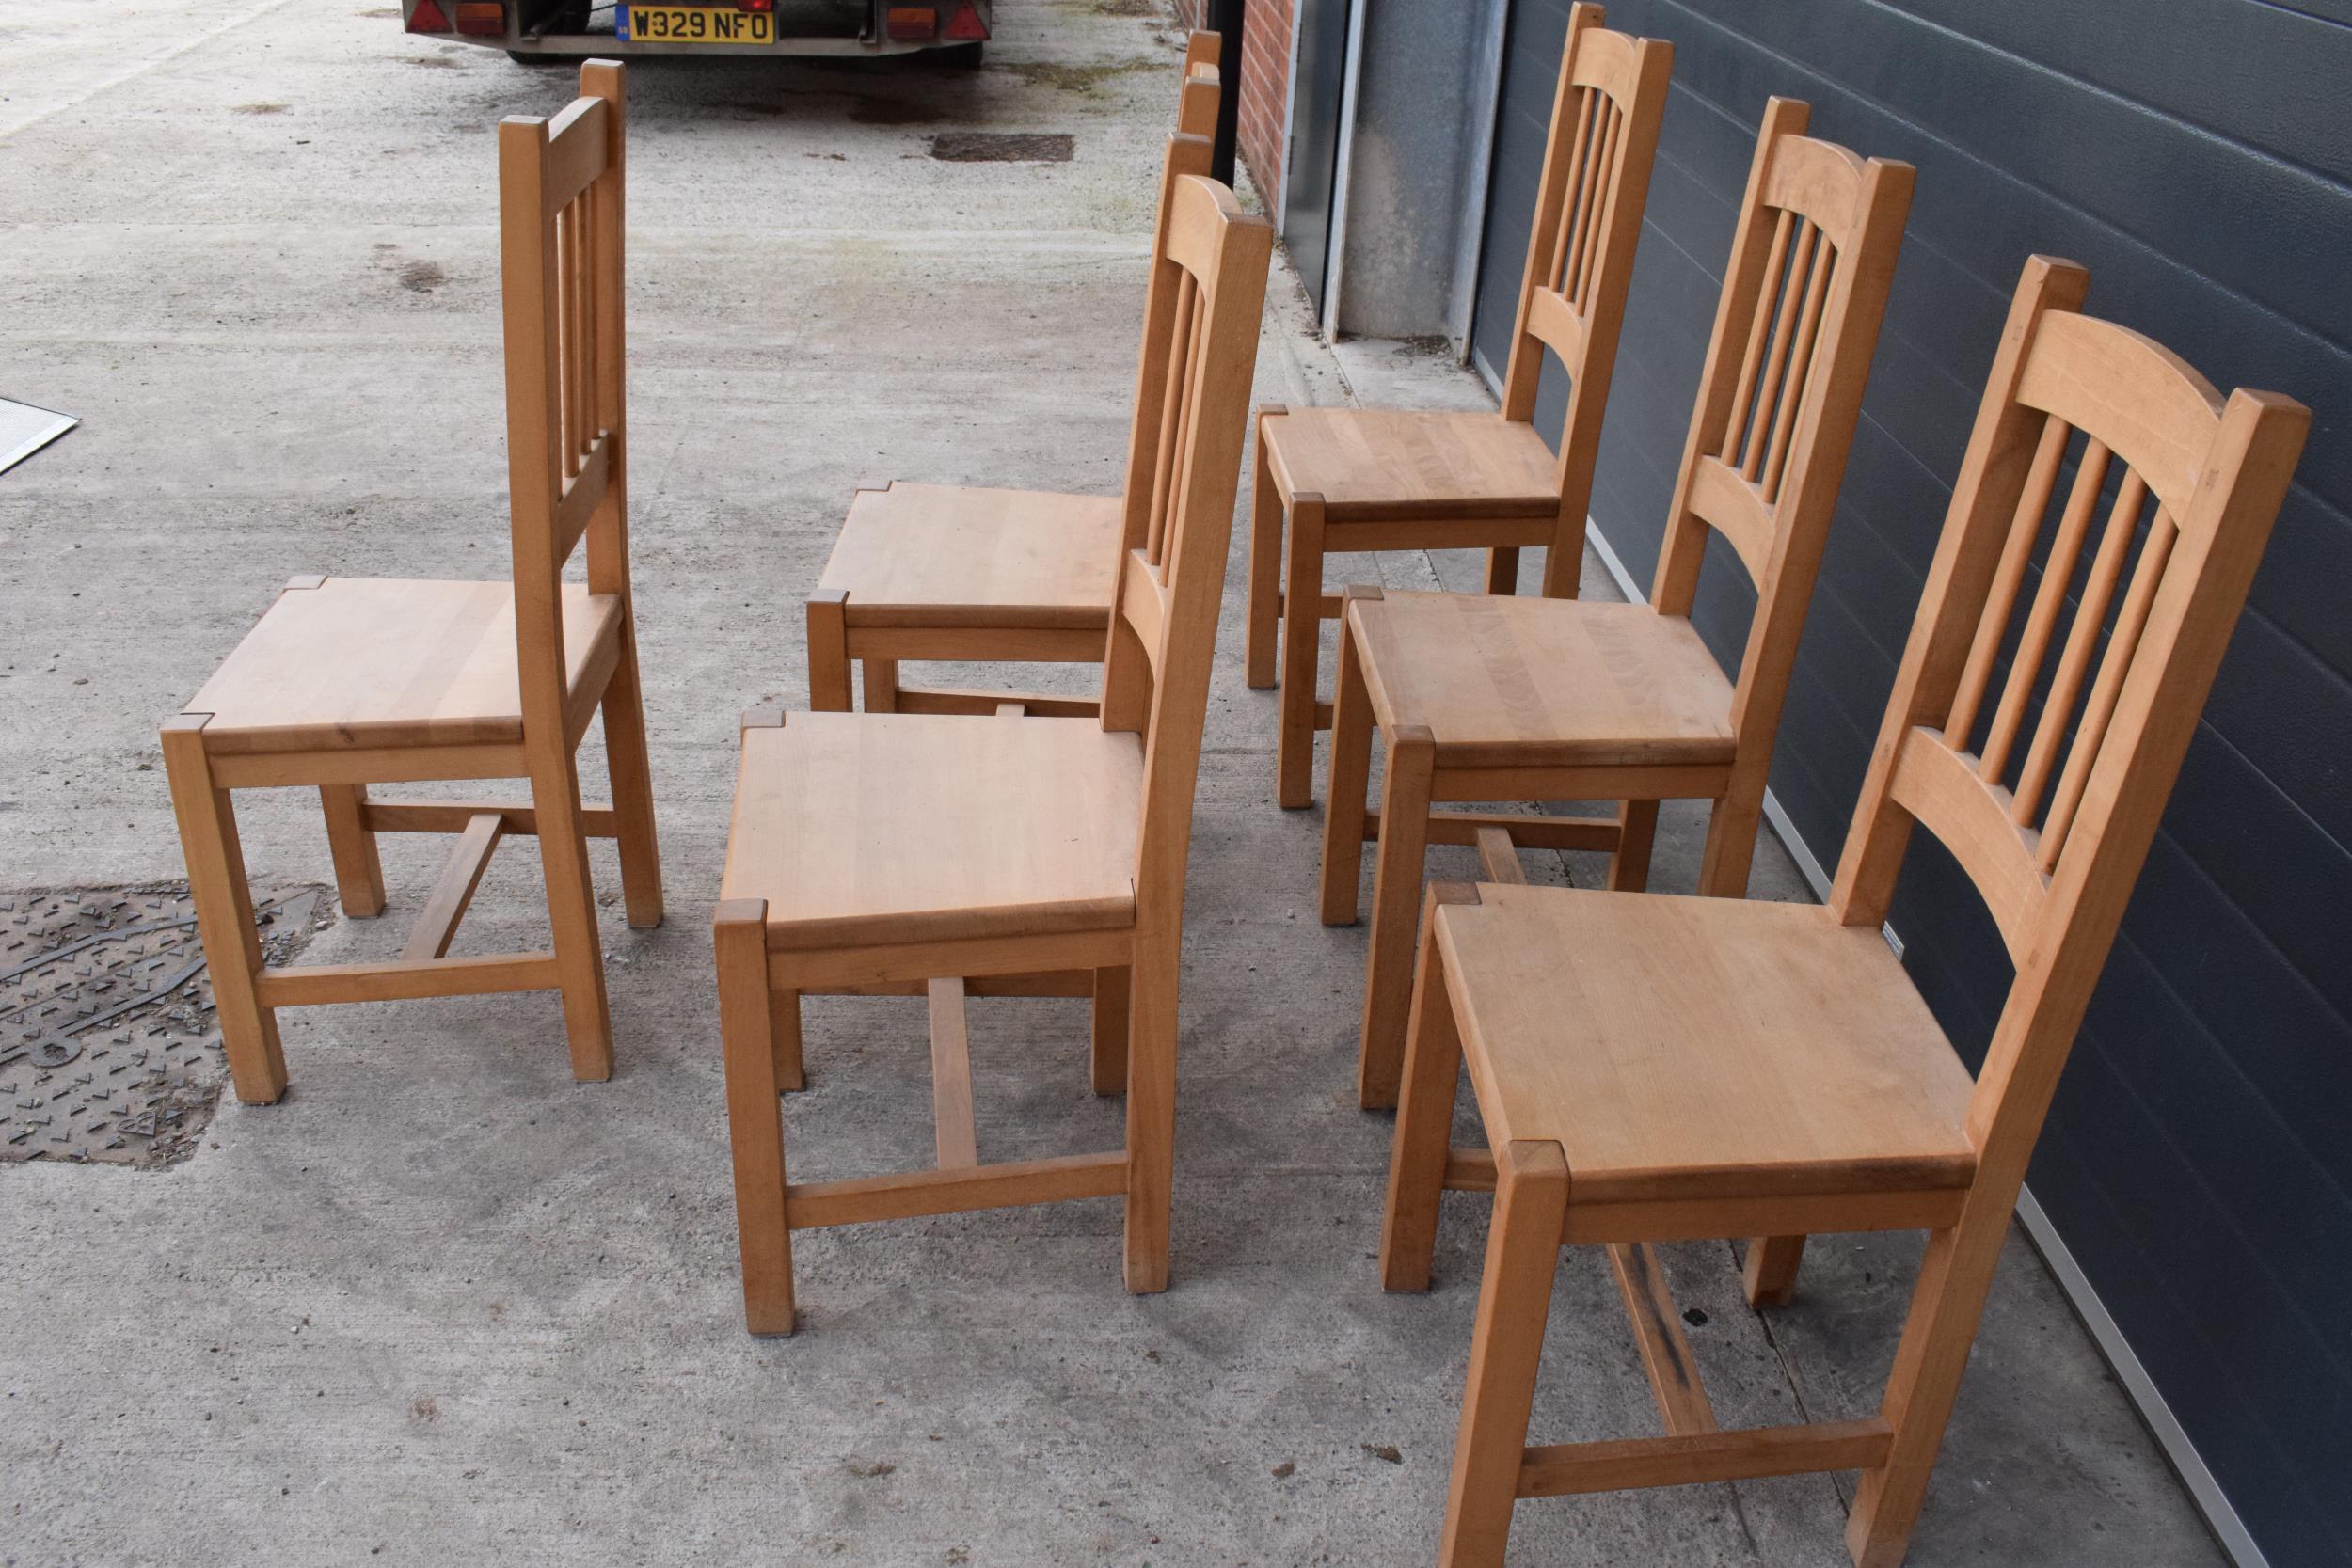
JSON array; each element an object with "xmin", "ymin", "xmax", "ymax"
[
  {"xmin": 804, "ymin": 43, "xmax": 1222, "ymax": 718},
  {"xmin": 715, "ymin": 176, "xmax": 1272, "ymax": 1335},
  {"xmin": 1324, "ymin": 99, "xmax": 1915, "ymax": 1110},
  {"xmin": 160, "ymin": 63, "xmax": 661, "ymax": 1101},
  {"xmin": 1378, "ymin": 255, "xmax": 2308, "ymax": 1568},
  {"xmin": 1248, "ymin": 4, "xmax": 1672, "ymax": 807}
]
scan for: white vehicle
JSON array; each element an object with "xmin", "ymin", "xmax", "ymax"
[{"xmin": 401, "ymin": 0, "xmax": 992, "ymax": 65}]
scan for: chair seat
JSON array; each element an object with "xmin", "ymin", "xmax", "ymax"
[
  {"xmin": 1349, "ymin": 591, "xmax": 1737, "ymax": 768},
  {"xmin": 818, "ymin": 482, "xmax": 1123, "ymax": 630},
  {"xmin": 1263, "ymin": 408, "xmax": 1559, "ymax": 521},
  {"xmin": 722, "ymin": 711, "xmax": 1143, "ymax": 951},
  {"xmin": 184, "ymin": 577, "xmax": 622, "ymax": 754},
  {"xmin": 1435, "ymin": 882, "xmax": 1979, "ymax": 1208}
]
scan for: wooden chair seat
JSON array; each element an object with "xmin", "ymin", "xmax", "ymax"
[
  {"xmin": 1349, "ymin": 591, "xmax": 1735, "ymax": 766},
  {"xmin": 817, "ymin": 483, "xmax": 1123, "ymax": 631},
  {"xmin": 1438, "ymin": 882, "xmax": 1976, "ymax": 1218},
  {"xmin": 722, "ymin": 711, "xmax": 1142, "ymax": 954},
  {"xmin": 1261, "ymin": 408, "xmax": 1560, "ymax": 522},
  {"xmin": 186, "ymin": 578, "xmax": 622, "ymax": 754}
]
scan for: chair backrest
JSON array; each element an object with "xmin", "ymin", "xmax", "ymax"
[
  {"xmin": 1180, "ymin": 29, "xmax": 1220, "ymax": 138},
  {"xmin": 1100, "ymin": 175, "xmax": 1273, "ymax": 925},
  {"xmin": 1117, "ymin": 132, "xmax": 1218, "ymax": 552},
  {"xmin": 1650, "ymin": 97, "xmax": 1913, "ymax": 754},
  {"xmin": 1496, "ymin": 3, "xmax": 1671, "ymax": 530},
  {"xmin": 1827, "ymin": 255, "xmax": 2308, "ymax": 1169},
  {"xmin": 498, "ymin": 60, "xmax": 630, "ymax": 742}
]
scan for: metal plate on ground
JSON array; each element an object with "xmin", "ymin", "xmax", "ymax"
[
  {"xmin": 0, "ymin": 883, "xmax": 326, "ymax": 1167},
  {"xmin": 930, "ymin": 132, "xmax": 1074, "ymax": 163},
  {"xmin": 0, "ymin": 397, "xmax": 78, "ymax": 475}
]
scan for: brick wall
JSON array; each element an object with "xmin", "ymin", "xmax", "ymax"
[{"xmin": 1164, "ymin": 0, "xmax": 1293, "ymax": 214}]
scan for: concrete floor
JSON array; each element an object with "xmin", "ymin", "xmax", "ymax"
[{"xmin": 0, "ymin": 2, "xmax": 2225, "ymax": 1564}]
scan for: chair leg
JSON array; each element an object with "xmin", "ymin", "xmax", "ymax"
[
  {"xmin": 806, "ymin": 591, "xmax": 854, "ymax": 712},
  {"xmin": 1090, "ymin": 964, "xmax": 1131, "ymax": 1095},
  {"xmin": 1608, "ymin": 799, "xmax": 1660, "ymax": 892},
  {"xmin": 1121, "ymin": 932, "xmax": 1180, "ymax": 1294},
  {"xmin": 1437, "ymin": 1140, "xmax": 1569, "ymax": 1568},
  {"xmin": 161, "ymin": 718, "xmax": 288, "ymax": 1104},
  {"xmin": 1484, "ymin": 546, "xmax": 1520, "ymax": 595},
  {"xmin": 318, "ymin": 784, "xmax": 385, "ymax": 918},
  {"xmin": 1358, "ymin": 726, "xmax": 1435, "ymax": 1111},
  {"xmin": 1244, "ymin": 407, "xmax": 1285, "ymax": 690},
  {"xmin": 771, "ymin": 987, "xmax": 805, "ymax": 1093},
  {"xmin": 1846, "ymin": 1202, "xmax": 2013, "ymax": 1568},
  {"xmin": 1380, "ymin": 903, "xmax": 1466, "ymax": 1293},
  {"xmin": 1743, "ymin": 1236, "xmax": 1807, "ymax": 1307},
  {"xmin": 715, "ymin": 900, "xmax": 795, "ymax": 1335},
  {"xmin": 865, "ymin": 658, "xmax": 901, "ymax": 714},
  {"xmin": 1318, "ymin": 599, "xmax": 1377, "ymax": 926},
  {"xmin": 1695, "ymin": 778, "xmax": 1767, "ymax": 899},
  {"xmin": 529, "ymin": 755, "xmax": 613, "ymax": 1083},
  {"xmin": 1276, "ymin": 492, "xmax": 1327, "ymax": 809},
  {"xmin": 598, "ymin": 626, "xmax": 666, "ymax": 929}
]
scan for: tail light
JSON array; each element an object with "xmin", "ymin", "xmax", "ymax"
[
  {"xmin": 884, "ymin": 5, "xmax": 938, "ymax": 40},
  {"xmin": 942, "ymin": 1, "xmax": 988, "ymax": 40},
  {"xmin": 739, "ymin": 0, "xmax": 773, "ymax": 9},
  {"xmin": 453, "ymin": 0, "xmax": 505, "ymax": 33},
  {"xmin": 405, "ymin": 0, "xmax": 453, "ymax": 31}
]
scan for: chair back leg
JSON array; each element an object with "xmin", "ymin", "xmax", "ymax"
[
  {"xmin": 1120, "ymin": 930, "xmax": 1182, "ymax": 1293},
  {"xmin": 596, "ymin": 627, "xmax": 665, "ymax": 928},
  {"xmin": 527, "ymin": 748, "xmax": 613, "ymax": 1081}
]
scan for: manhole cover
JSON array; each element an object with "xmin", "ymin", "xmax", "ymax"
[
  {"xmin": 930, "ymin": 132, "xmax": 1075, "ymax": 163},
  {"xmin": 0, "ymin": 883, "xmax": 326, "ymax": 1167}
]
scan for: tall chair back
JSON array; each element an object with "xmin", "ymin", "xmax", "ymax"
[
  {"xmin": 1648, "ymin": 98, "xmax": 1914, "ymax": 868},
  {"xmin": 1118, "ymin": 132, "xmax": 1220, "ymax": 549},
  {"xmin": 1828, "ymin": 255, "xmax": 2309, "ymax": 1169},
  {"xmin": 1496, "ymin": 1, "xmax": 1672, "ymax": 557},
  {"xmin": 1102, "ymin": 175, "xmax": 1274, "ymax": 919},
  {"xmin": 497, "ymin": 61, "xmax": 633, "ymax": 745}
]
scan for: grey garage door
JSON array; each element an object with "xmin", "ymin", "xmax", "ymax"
[{"xmin": 1469, "ymin": 3, "xmax": 2352, "ymax": 1563}]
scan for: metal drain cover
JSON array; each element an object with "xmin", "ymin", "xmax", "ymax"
[
  {"xmin": 0, "ymin": 883, "xmax": 326, "ymax": 1167},
  {"xmin": 930, "ymin": 132, "xmax": 1074, "ymax": 163}
]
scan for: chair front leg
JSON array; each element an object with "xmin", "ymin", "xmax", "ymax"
[
  {"xmin": 1358, "ymin": 725, "xmax": 1436, "ymax": 1110},
  {"xmin": 528, "ymin": 751, "xmax": 613, "ymax": 1082},
  {"xmin": 715, "ymin": 900, "xmax": 796, "ymax": 1335},
  {"xmin": 1121, "ymin": 929, "xmax": 1181, "ymax": 1294},
  {"xmin": 162, "ymin": 716, "xmax": 287, "ymax": 1105},
  {"xmin": 318, "ymin": 784, "xmax": 385, "ymax": 918},
  {"xmin": 1317, "ymin": 594, "xmax": 1378, "ymax": 926},
  {"xmin": 598, "ymin": 622, "xmax": 666, "ymax": 929},
  {"xmin": 1379, "ymin": 895, "xmax": 1471, "ymax": 1292},
  {"xmin": 1243, "ymin": 405, "xmax": 1286, "ymax": 690},
  {"xmin": 1276, "ymin": 491, "xmax": 1327, "ymax": 809},
  {"xmin": 1437, "ymin": 1139, "xmax": 1569, "ymax": 1568}
]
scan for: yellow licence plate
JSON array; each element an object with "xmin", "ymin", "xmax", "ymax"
[{"xmin": 619, "ymin": 4, "xmax": 774, "ymax": 43}]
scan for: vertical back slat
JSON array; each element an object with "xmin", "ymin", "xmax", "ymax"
[
  {"xmin": 1550, "ymin": 87, "xmax": 1598, "ymax": 295},
  {"xmin": 1722, "ymin": 208, "xmax": 1795, "ymax": 466},
  {"xmin": 2038, "ymin": 509, "xmax": 2177, "ymax": 868},
  {"xmin": 1144, "ymin": 270, "xmax": 1200, "ymax": 566},
  {"xmin": 1572, "ymin": 103, "xmax": 1622, "ymax": 309},
  {"xmin": 1761, "ymin": 236, "xmax": 1836, "ymax": 501},
  {"xmin": 1980, "ymin": 436, "xmax": 2110, "ymax": 782},
  {"xmin": 1741, "ymin": 219, "xmax": 1812, "ymax": 481},
  {"xmin": 1946, "ymin": 414, "xmax": 2070, "ymax": 746},
  {"xmin": 2012, "ymin": 467, "xmax": 2148, "ymax": 823},
  {"xmin": 1560, "ymin": 89, "xmax": 1608, "ymax": 302}
]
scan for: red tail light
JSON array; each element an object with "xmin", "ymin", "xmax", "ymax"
[
  {"xmin": 885, "ymin": 5, "xmax": 938, "ymax": 40},
  {"xmin": 453, "ymin": 0, "xmax": 505, "ymax": 33},
  {"xmin": 405, "ymin": 0, "xmax": 453, "ymax": 31},
  {"xmin": 739, "ymin": 0, "xmax": 773, "ymax": 9},
  {"xmin": 942, "ymin": 1, "xmax": 988, "ymax": 40}
]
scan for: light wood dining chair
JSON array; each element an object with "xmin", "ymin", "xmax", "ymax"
[
  {"xmin": 715, "ymin": 176, "xmax": 1272, "ymax": 1335},
  {"xmin": 804, "ymin": 45, "xmax": 1221, "ymax": 718},
  {"xmin": 1324, "ymin": 98, "xmax": 1914, "ymax": 1110},
  {"xmin": 161, "ymin": 62, "xmax": 660, "ymax": 1102},
  {"xmin": 1248, "ymin": 4, "xmax": 1672, "ymax": 807},
  {"xmin": 1378, "ymin": 256, "xmax": 2308, "ymax": 1568}
]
